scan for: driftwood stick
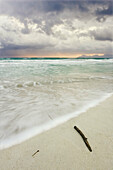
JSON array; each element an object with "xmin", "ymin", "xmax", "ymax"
[
  {"xmin": 32, "ymin": 150, "xmax": 39, "ymax": 157},
  {"xmin": 74, "ymin": 126, "xmax": 92, "ymax": 152}
]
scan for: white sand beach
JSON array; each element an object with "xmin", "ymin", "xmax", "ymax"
[{"xmin": 0, "ymin": 95, "xmax": 113, "ymax": 170}]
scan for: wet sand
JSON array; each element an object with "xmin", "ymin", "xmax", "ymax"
[{"xmin": 0, "ymin": 95, "xmax": 113, "ymax": 170}]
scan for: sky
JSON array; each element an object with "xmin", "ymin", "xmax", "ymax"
[{"xmin": 0, "ymin": 0, "xmax": 113, "ymax": 58}]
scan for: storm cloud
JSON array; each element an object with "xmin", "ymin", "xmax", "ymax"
[
  {"xmin": 0, "ymin": 0, "xmax": 113, "ymax": 58},
  {"xmin": 90, "ymin": 28, "xmax": 113, "ymax": 42}
]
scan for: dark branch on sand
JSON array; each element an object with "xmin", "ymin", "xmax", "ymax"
[
  {"xmin": 74, "ymin": 126, "xmax": 92, "ymax": 152},
  {"xmin": 32, "ymin": 150, "xmax": 39, "ymax": 157}
]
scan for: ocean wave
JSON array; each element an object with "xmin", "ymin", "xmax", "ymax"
[
  {"xmin": 0, "ymin": 58, "xmax": 113, "ymax": 150},
  {"xmin": 0, "ymin": 92, "xmax": 112, "ymax": 150}
]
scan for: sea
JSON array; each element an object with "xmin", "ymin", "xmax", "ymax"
[{"xmin": 0, "ymin": 58, "xmax": 113, "ymax": 149}]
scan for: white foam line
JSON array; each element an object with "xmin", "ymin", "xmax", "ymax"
[{"xmin": 0, "ymin": 92, "xmax": 113, "ymax": 150}]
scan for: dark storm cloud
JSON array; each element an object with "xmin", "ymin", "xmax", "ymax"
[
  {"xmin": 0, "ymin": 1, "xmax": 89, "ymax": 18},
  {"xmin": 42, "ymin": 1, "xmax": 65, "ymax": 12},
  {"xmin": 0, "ymin": 41, "xmax": 55, "ymax": 57},
  {"xmin": 95, "ymin": 1, "xmax": 113, "ymax": 22},
  {"xmin": 0, "ymin": 1, "xmax": 64, "ymax": 35},
  {"xmin": 0, "ymin": 1, "xmax": 109, "ymax": 28},
  {"xmin": 1, "ymin": 44, "xmax": 32, "ymax": 50},
  {"xmin": 90, "ymin": 29, "xmax": 113, "ymax": 42},
  {"xmin": 0, "ymin": 0, "xmax": 113, "ymax": 57},
  {"xmin": 96, "ymin": 2, "xmax": 113, "ymax": 16},
  {"xmin": 94, "ymin": 34, "xmax": 113, "ymax": 42},
  {"xmin": 40, "ymin": 1, "xmax": 89, "ymax": 15},
  {"xmin": 1, "ymin": 44, "xmax": 42, "ymax": 50}
]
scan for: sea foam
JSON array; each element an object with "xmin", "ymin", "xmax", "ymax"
[
  {"xmin": 0, "ymin": 93, "xmax": 112, "ymax": 150},
  {"xmin": 0, "ymin": 59, "xmax": 113, "ymax": 149}
]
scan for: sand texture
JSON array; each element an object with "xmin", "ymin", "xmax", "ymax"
[{"xmin": 0, "ymin": 95, "xmax": 113, "ymax": 170}]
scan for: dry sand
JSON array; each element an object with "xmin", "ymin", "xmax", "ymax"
[{"xmin": 0, "ymin": 95, "xmax": 113, "ymax": 170}]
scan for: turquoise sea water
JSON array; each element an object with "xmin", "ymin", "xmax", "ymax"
[{"xmin": 0, "ymin": 58, "xmax": 113, "ymax": 149}]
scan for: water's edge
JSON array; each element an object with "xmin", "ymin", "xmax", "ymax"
[{"xmin": 0, "ymin": 93, "xmax": 112, "ymax": 150}]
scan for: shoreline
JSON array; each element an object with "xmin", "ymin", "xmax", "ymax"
[
  {"xmin": 0, "ymin": 93, "xmax": 112, "ymax": 150},
  {"xmin": 0, "ymin": 94, "xmax": 113, "ymax": 170}
]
